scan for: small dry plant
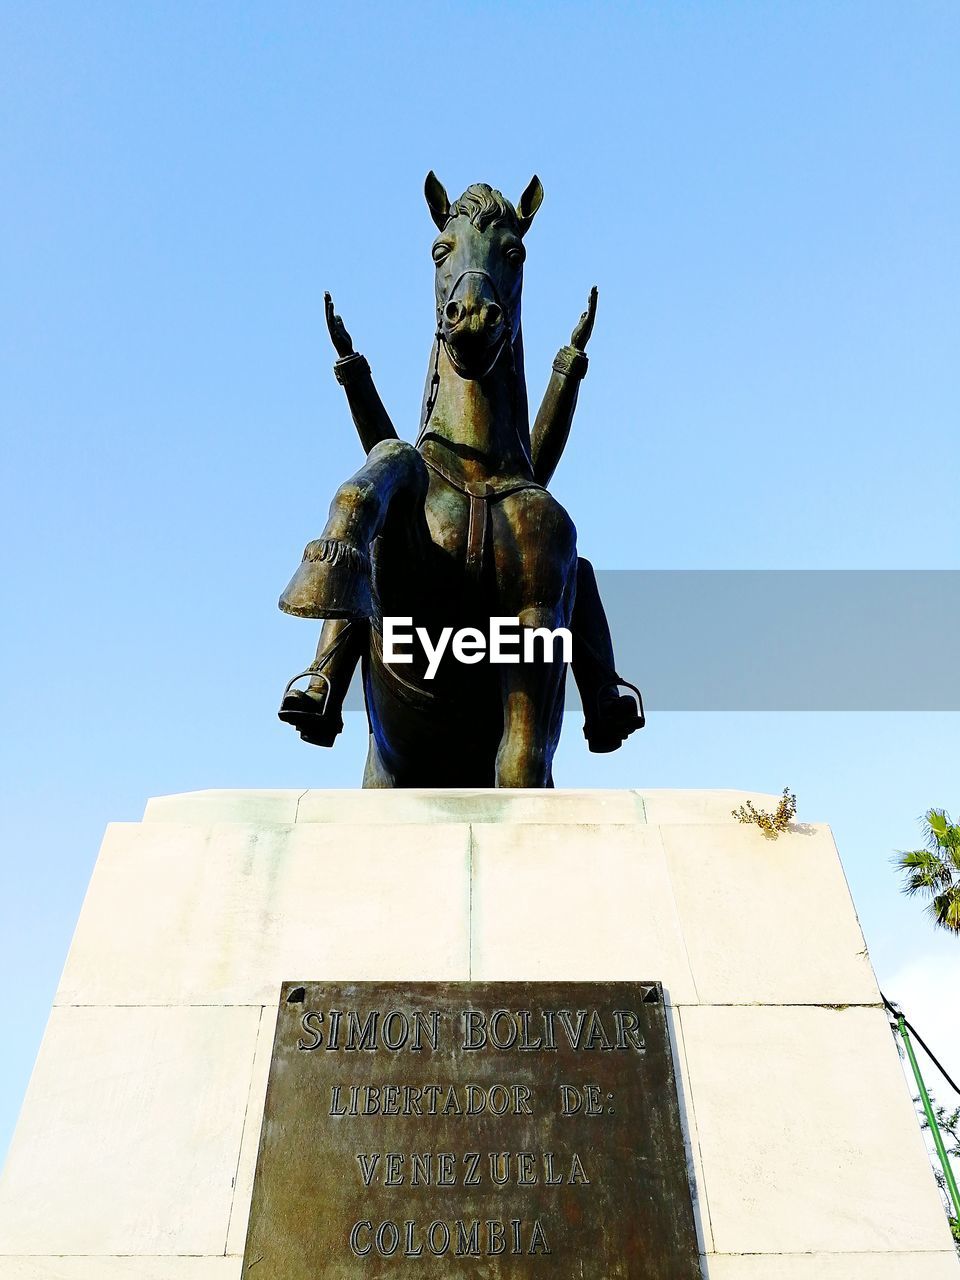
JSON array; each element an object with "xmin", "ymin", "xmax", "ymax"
[{"xmin": 732, "ymin": 787, "xmax": 797, "ymax": 838}]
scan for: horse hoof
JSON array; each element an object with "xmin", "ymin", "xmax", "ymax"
[
  {"xmin": 278, "ymin": 688, "xmax": 344, "ymax": 748},
  {"xmin": 278, "ymin": 538, "xmax": 373, "ymax": 620}
]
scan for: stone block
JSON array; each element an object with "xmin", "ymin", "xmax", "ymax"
[
  {"xmin": 665, "ymin": 1003, "xmax": 713, "ymax": 1255},
  {"xmin": 142, "ymin": 787, "xmax": 790, "ymax": 828},
  {"xmin": 144, "ymin": 789, "xmax": 303, "ymax": 824},
  {"xmin": 0, "ymin": 1262, "xmax": 240, "ymax": 1279},
  {"xmin": 0, "ymin": 1006, "xmax": 260, "ymax": 1257},
  {"xmin": 703, "ymin": 1254, "xmax": 960, "ymax": 1279},
  {"xmin": 56, "ymin": 821, "xmax": 471, "ymax": 1006},
  {"xmin": 679, "ymin": 1004, "xmax": 956, "ymax": 1255},
  {"xmin": 295, "ymin": 787, "xmax": 648, "ymax": 825},
  {"xmin": 225, "ymin": 1004, "xmax": 277, "ymax": 1256},
  {"xmin": 641, "ymin": 790, "xmax": 785, "ymax": 825},
  {"xmin": 662, "ymin": 823, "xmax": 878, "ymax": 1005},
  {"xmin": 469, "ymin": 822, "xmax": 699, "ymax": 1002}
]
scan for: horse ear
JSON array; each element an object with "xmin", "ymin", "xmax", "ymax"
[
  {"xmin": 516, "ymin": 175, "xmax": 544, "ymax": 237},
  {"xmin": 424, "ymin": 171, "xmax": 450, "ymax": 231}
]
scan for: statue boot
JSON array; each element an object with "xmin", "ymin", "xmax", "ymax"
[
  {"xmin": 583, "ymin": 680, "xmax": 645, "ymax": 754},
  {"xmin": 278, "ymin": 673, "xmax": 344, "ymax": 747},
  {"xmin": 278, "ymin": 538, "xmax": 373, "ymax": 621},
  {"xmin": 277, "ymin": 617, "xmax": 365, "ymax": 747}
]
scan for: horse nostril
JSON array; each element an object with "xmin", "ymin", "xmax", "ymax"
[
  {"xmin": 484, "ymin": 302, "xmax": 503, "ymax": 328},
  {"xmin": 445, "ymin": 300, "xmax": 464, "ymax": 324}
]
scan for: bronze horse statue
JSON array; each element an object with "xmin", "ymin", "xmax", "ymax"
[{"xmin": 278, "ymin": 174, "xmax": 642, "ymax": 787}]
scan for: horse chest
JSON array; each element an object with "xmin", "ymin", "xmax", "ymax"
[{"xmin": 423, "ymin": 473, "xmax": 473, "ymax": 561}]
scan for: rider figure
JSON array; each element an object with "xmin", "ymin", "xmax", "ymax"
[{"xmin": 279, "ymin": 286, "xmax": 643, "ymax": 755}]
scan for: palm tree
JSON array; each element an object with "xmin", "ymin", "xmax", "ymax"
[{"xmin": 896, "ymin": 809, "xmax": 960, "ymax": 935}]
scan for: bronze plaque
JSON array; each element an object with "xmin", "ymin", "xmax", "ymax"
[{"xmin": 242, "ymin": 981, "xmax": 700, "ymax": 1278}]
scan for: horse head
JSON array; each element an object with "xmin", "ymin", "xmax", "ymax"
[{"xmin": 424, "ymin": 172, "xmax": 543, "ymax": 380}]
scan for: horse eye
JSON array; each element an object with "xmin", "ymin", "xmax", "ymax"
[
  {"xmin": 506, "ymin": 246, "xmax": 525, "ymax": 266},
  {"xmin": 432, "ymin": 243, "xmax": 452, "ymax": 264}
]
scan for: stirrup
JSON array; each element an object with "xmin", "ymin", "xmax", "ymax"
[{"xmin": 278, "ymin": 670, "xmax": 343, "ymax": 747}]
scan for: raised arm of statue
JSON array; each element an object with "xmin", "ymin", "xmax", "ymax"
[
  {"xmin": 324, "ymin": 291, "xmax": 398, "ymax": 452},
  {"xmin": 530, "ymin": 286, "xmax": 597, "ymax": 487}
]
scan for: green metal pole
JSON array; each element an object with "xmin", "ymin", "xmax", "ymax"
[{"xmin": 896, "ymin": 1013, "xmax": 960, "ymax": 1219}]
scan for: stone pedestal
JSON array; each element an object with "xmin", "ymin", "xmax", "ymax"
[{"xmin": 0, "ymin": 789, "xmax": 955, "ymax": 1278}]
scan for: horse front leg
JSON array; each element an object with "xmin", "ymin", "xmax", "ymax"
[
  {"xmin": 496, "ymin": 606, "xmax": 572, "ymax": 787},
  {"xmin": 280, "ymin": 439, "xmax": 427, "ymax": 621},
  {"xmin": 493, "ymin": 492, "xmax": 578, "ymax": 788}
]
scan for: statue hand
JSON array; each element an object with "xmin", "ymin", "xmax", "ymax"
[
  {"xmin": 324, "ymin": 291, "xmax": 355, "ymax": 358},
  {"xmin": 570, "ymin": 285, "xmax": 598, "ymax": 352}
]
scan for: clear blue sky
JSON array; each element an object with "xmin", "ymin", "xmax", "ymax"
[{"xmin": 2, "ymin": 1, "xmax": 958, "ymax": 1165}]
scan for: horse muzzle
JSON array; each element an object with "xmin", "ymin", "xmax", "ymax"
[
  {"xmin": 441, "ymin": 309, "xmax": 507, "ymax": 378},
  {"xmin": 439, "ymin": 271, "xmax": 509, "ymax": 378}
]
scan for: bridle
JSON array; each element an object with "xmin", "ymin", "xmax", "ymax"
[{"xmin": 418, "ymin": 266, "xmax": 514, "ymax": 439}]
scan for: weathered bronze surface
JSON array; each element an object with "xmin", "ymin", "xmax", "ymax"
[
  {"xmin": 278, "ymin": 174, "xmax": 643, "ymax": 786},
  {"xmin": 242, "ymin": 981, "xmax": 700, "ymax": 1278}
]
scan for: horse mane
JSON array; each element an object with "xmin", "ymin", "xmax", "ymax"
[{"xmin": 446, "ymin": 184, "xmax": 519, "ymax": 234}]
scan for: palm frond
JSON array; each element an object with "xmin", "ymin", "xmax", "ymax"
[
  {"xmin": 931, "ymin": 887, "xmax": 960, "ymax": 935},
  {"xmin": 896, "ymin": 848, "xmax": 953, "ymax": 895},
  {"xmin": 924, "ymin": 808, "xmax": 960, "ymax": 853},
  {"xmin": 925, "ymin": 807, "xmax": 950, "ymax": 842},
  {"xmin": 895, "ymin": 807, "xmax": 960, "ymax": 937}
]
